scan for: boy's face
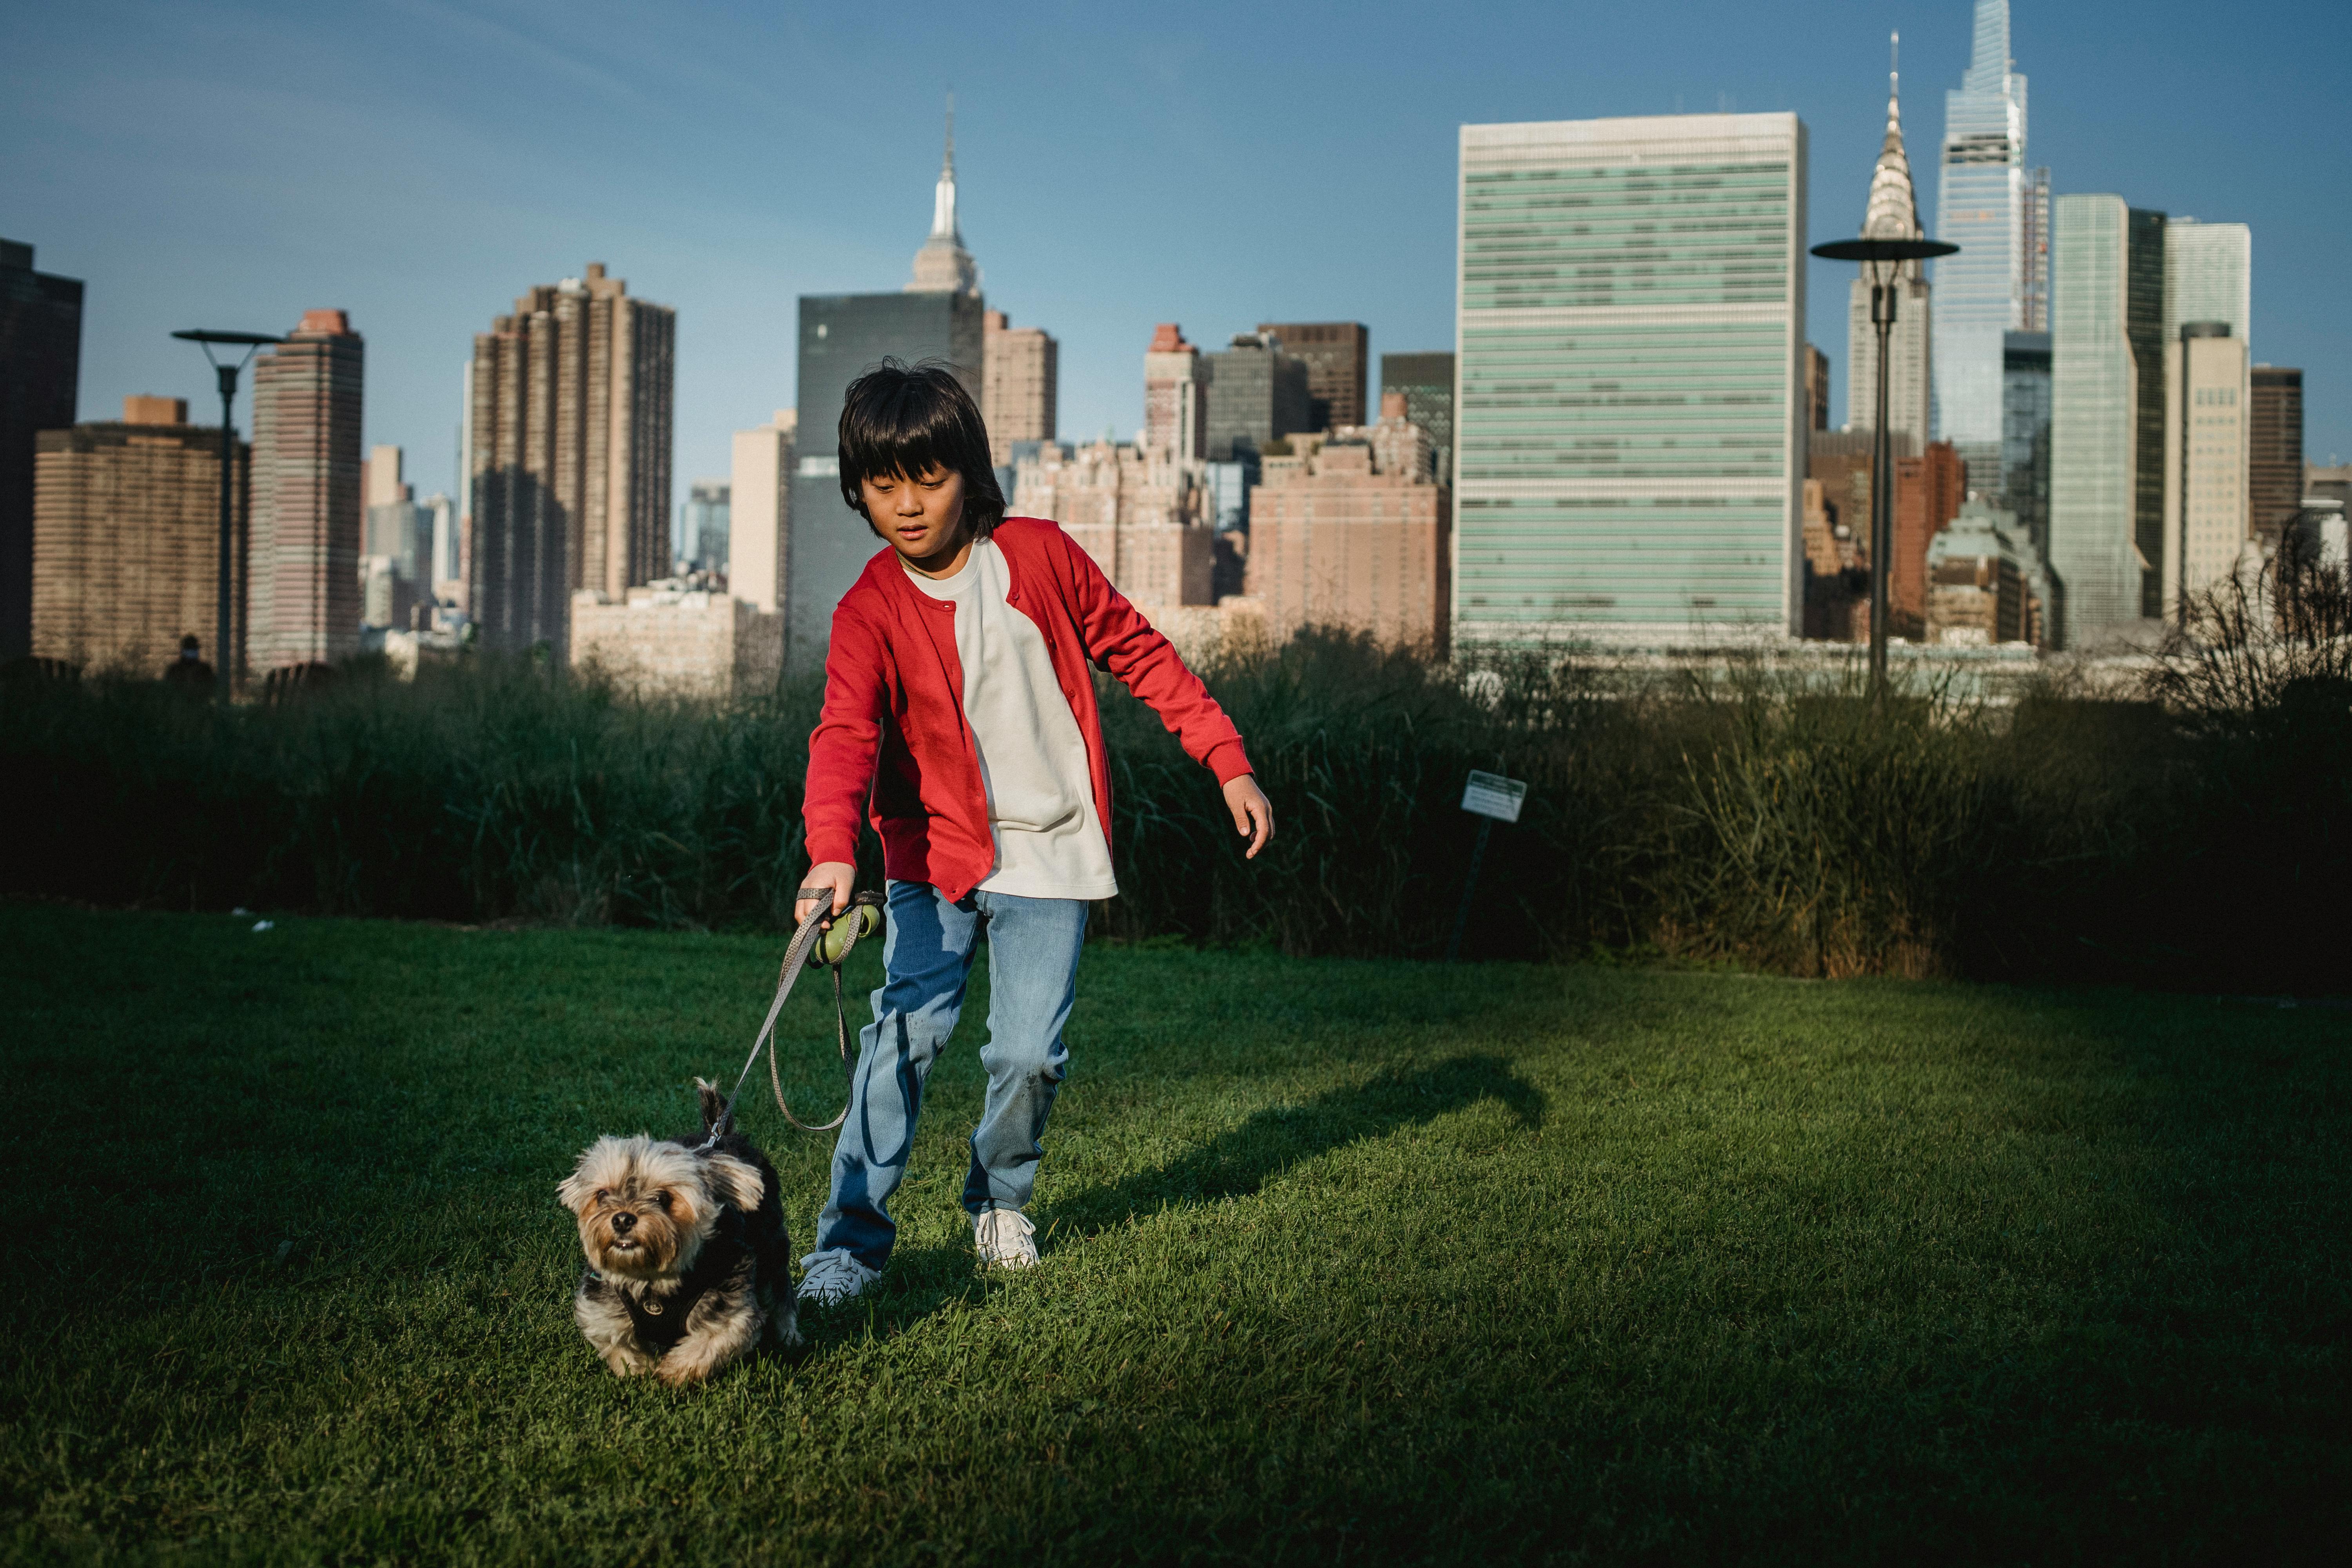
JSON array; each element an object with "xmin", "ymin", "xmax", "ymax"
[{"xmin": 861, "ymin": 465, "xmax": 968, "ymax": 569}]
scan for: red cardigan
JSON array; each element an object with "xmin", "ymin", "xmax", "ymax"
[{"xmin": 802, "ymin": 517, "xmax": 1254, "ymax": 902}]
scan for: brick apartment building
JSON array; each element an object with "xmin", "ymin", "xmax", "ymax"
[
  {"xmin": 1013, "ymin": 441, "xmax": 1214, "ymax": 611},
  {"xmin": 1244, "ymin": 394, "xmax": 1449, "ymax": 650},
  {"xmin": 982, "ymin": 310, "xmax": 1056, "ymax": 466},
  {"xmin": 1892, "ymin": 441, "xmax": 1966, "ymax": 637},
  {"xmin": 32, "ymin": 396, "xmax": 246, "ymax": 676},
  {"xmin": 468, "ymin": 264, "xmax": 675, "ymax": 655},
  {"xmin": 249, "ymin": 309, "xmax": 364, "ymax": 672}
]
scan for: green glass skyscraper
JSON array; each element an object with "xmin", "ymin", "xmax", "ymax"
[{"xmin": 1452, "ymin": 113, "xmax": 1808, "ymax": 644}]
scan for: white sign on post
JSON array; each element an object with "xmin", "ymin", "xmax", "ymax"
[{"xmin": 1461, "ymin": 770, "xmax": 1526, "ymax": 824}]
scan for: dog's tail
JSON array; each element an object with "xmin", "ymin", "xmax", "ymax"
[{"xmin": 694, "ymin": 1076, "xmax": 733, "ymax": 1137}]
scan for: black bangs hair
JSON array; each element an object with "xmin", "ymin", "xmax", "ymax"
[{"xmin": 837, "ymin": 359, "xmax": 1007, "ymax": 537}]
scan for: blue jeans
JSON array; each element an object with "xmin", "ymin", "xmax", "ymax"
[{"xmin": 813, "ymin": 880, "xmax": 1087, "ymax": 1269}]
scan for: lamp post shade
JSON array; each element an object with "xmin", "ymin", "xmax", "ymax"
[
  {"xmin": 171, "ymin": 329, "xmax": 285, "ymax": 347},
  {"xmin": 1810, "ymin": 238, "xmax": 1959, "ymax": 265}
]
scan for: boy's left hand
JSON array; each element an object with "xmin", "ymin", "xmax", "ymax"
[{"xmin": 1223, "ymin": 774, "xmax": 1274, "ymax": 860}]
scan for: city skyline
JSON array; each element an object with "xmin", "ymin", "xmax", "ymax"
[{"xmin": 5, "ymin": 0, "xmax": 2344, "ymax": 521}]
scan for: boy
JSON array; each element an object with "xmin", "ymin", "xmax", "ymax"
[{"xmin": 793, "ymin": 361, "xmax": 1272, "ymax": 1307}]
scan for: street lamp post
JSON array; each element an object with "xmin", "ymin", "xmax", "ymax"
[
  {"xmin": 1808, "ymin": 237, "xmax": 1957, "ymax": 695},
  {"xmin": 171, "ymin": 328, "xmax": 283, "ymax": 700}
]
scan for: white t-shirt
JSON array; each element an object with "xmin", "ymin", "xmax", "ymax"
[{"xmin": 902, "ymin": 540, "xmax": 1119, "ymax": 899}]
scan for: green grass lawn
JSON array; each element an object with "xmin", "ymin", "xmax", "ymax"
[{"xmin": 2, "ymin": 904, "xmax": 2347, "ymax": 1564}]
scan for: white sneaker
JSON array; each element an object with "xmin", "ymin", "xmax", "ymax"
[
  {"xmin": 795, "ymin": 1247, "xmax": 879, "ymax": 1307},
  {"xmin": 973, "ymin": 1208, "xmax": 1038, "ymax": 1269}
]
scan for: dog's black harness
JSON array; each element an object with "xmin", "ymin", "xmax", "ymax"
[{"xmin": 595, "ymin": 1222, "xmax": 746, "ymax": 1353}]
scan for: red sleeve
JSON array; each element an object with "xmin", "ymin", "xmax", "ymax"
[
  {"xmin": 801, "ymin": 602, "xmax": 887, "ymax": 869},
  {"xmin": 1063, "ymin": 532, "xmax": 1254, "ymax": 784}
]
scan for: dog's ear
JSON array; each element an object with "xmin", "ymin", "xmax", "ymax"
[
  {"xmin": 556, "ymin": 1163, "xmax": 598, "ymax": 1216},
  {"xmin": 695, "ymin": 1076, "xmax": 731, "ymax": 1136},
  {"xmin": 702, "ymin": 1151, "xmax": 765, "ymax": 1212},
  {"xmin": 558, "ymin": 1135, "xmax": 632, "ymax": 1215}
]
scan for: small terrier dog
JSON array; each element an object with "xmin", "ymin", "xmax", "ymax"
[{"xmin": 557, "ymin": 1080, "xmax": 797, "ymax": 1384}]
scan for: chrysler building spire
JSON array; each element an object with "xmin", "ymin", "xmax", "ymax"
[
  {"xmin": 910, "ymin": 94, "xmax": 979, "ymax": 295},
  {"xmin": 1861, "ymin": 36, "xmax": 1922, "ymax": 245},
  {"xmin": 1842, "ymin": 28, "xmax": 1934, "ymax": 448}
]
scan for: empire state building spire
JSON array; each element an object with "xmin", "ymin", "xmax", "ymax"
[{"xmin": 909, "ymin": 95, "xmax": 979, "ymax": 295}]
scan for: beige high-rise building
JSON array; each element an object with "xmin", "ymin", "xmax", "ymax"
[
  {"xmin": 467, "ymin": 263, "xmax": 675, "ymax": 655},
  {"xmin": 249, "ymin": 309, "xmax": 364, "ymax": 671},
  {"xmin": 1143, "ymin": 324, "xmax": 1206, "ymax": 463},
  {"xmin": 730, "ymin": 409, "xmax": 796, "ymax": 615},
  {"xmin": 982, "ymin": 310, "xmax": 1056, "ymax": 465},
  {"xmin": 1844, "ymin": 65, "xmax": 1931, "ymax": 448},
  {"xmin": 2163, "ymin": 322, "xmax": 2251, "ymax": 617},
  {"xmin": 1013, "ymin": 440, "xmax": 1213, "ymax": 609},
  {"xmin": 361, "ymin": 443, "xmax": 404, "ymax": 510},
  {"xmin": 1245, "ymin": 393, "xmax": 1450, "ymax": 650},
  {"xmin": 31, "ymin": 396, "xmax": 246, "ymax": 675}
]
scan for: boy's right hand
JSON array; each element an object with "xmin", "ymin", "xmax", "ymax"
[{"xmin": 796, "ymin": 862, "xmax": 858, "ymax": 926}]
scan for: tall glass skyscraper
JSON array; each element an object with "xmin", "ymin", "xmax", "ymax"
[
  {"xmin": 2047, "ymin": 194, "xmax": 2143, "ymax": 649},
  {"xmin": 791, "ymin": 291, "xmax": 983, "ymax": 654},
  {"xmin": 2127, "ymin": 210, "xmax": 2168, "ymax": 617},
  {"xmin": 2163, "ymin": 219, "xmax": 2251, "ymax": 342},
  {"xmin": 1933, "ymin": 0, "xmax": 2031, "ymax": 487},
  {"xmin": 1452, "ymin": 114, "xmax": 1807, "ymax": 645},
  {"xmin": 2000, "ymin": 330, "xmax": 2051, "ymax": 555}
]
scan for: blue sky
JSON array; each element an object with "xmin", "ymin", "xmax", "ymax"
[{"xmin": 7, "ymin": 0, "xmax": 2346, "ymax": 512}]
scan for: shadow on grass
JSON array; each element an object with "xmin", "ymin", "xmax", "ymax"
[
  {"xmin": 1047, "ymin": 1053, "xmax": 1546, "ymax": 1239},
  {"xmin": 799, "ymin": 1056, "xmax": 1546, "ymax": 1345}
]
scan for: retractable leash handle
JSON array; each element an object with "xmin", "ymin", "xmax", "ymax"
[
  {"xmin": 697, "ymin": 889, "xmax": 887, "ymax": 1148},
  {"xmin": 772, "ymin": 889, "xmax": 885, "ymax": 1132}
]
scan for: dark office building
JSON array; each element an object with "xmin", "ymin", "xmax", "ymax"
[
  {"xmin": 2250, "ymin": 366, "xmax": 2304, "ymax": 553},
  {"xmin": 2127, "ymin": 209, "xmax": 2166, "ymax": 617},
  {"xmin": 1256, "ymin": 321, "xmax": 1367, "ymax": 432},
  {"xmin": 1381, "ymin": 352, "xmax": 1455, "ymax": 485},
  {"xmin": 1, "ymin": 238, "xmax": 84, "ymax": 659},
  {"xmin": 1804, "ymin": 344, "xmax": 1831, "ymax": 433},
  {"xmin": 2000, "ymin": 331, "xmax": 2053, "ymax": 555},
  {"xmin": 1201, "ymin": 333, "xmax": 1312, "ymax": 464},
  {"xmin": 789, "ymin": 290, "xmax": 984, "ymax": 656}
]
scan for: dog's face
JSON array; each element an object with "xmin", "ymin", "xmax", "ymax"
[{"xmin": 557, "ymin": 1135, "xmax": 764, "ymax": 1283}]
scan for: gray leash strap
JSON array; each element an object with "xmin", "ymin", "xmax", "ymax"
[
  {"xmin": 771, "ymin": 893, "xmax": 876, "ymax": 1133},
  {"xmin": 699, "ymin": 890, "xmax": 877, "ymax": 1148}
]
